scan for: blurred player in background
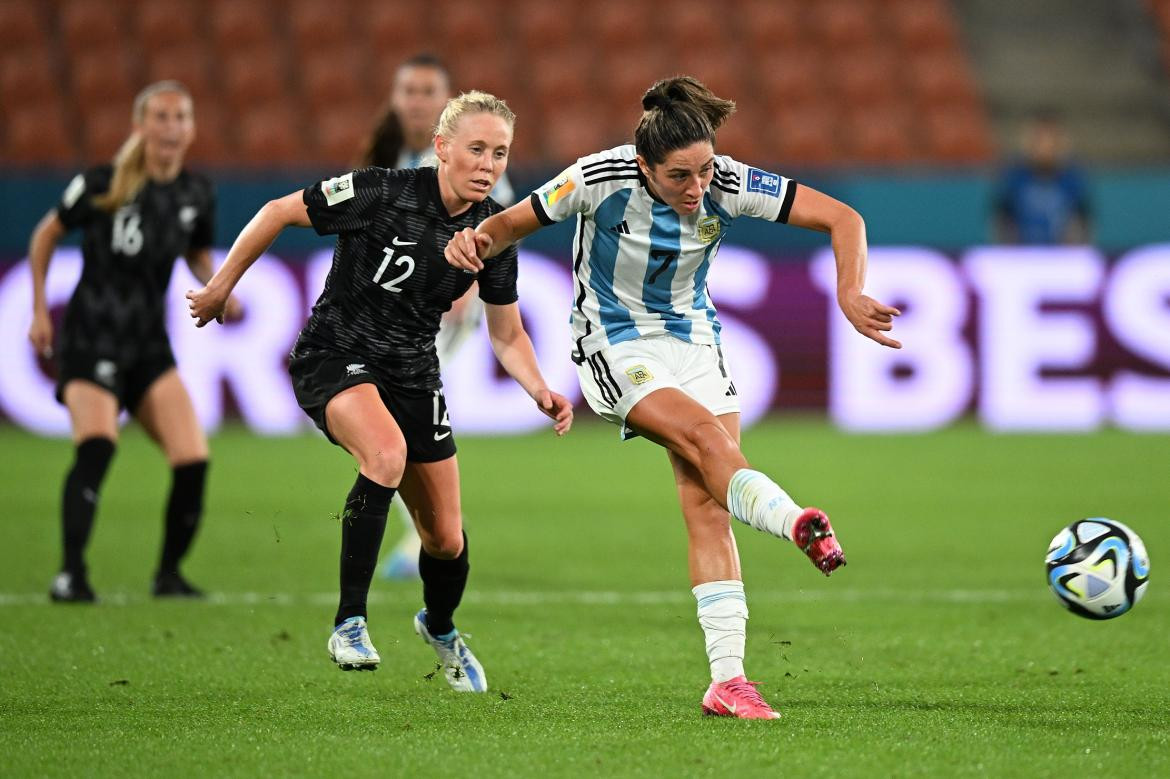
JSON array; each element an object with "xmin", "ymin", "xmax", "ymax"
[
  {"xmin": 447, "ymin": 76, "xmax": 902, "ymax": 719},
  {"xmin": 358, "ymin": 53, "xmax": 516, "ymax": 580},
  {"xmin": 993, "ymin": 109, "xmax": 1092, "ymax": 245},
  {"xmin": 27, "ymin": 81, "xmax": 239, "ymax": 603},
  {"xmin": 188, "ymin": 91, "xmax": 572, "ymax": 692}
]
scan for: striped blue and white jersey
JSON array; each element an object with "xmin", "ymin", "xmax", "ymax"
[{"xmin": 529, "ymin": 144, "xmax": 796, "ymax": 362}]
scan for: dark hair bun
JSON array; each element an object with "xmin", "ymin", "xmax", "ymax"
[{"xmin": 641, "ymin": 88, "xmax": 672, "ymax": 112}]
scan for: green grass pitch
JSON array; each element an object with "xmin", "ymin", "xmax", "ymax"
[{"xmin": 1, "ymin": 419, "xmax": 1166, "ymax": 777}]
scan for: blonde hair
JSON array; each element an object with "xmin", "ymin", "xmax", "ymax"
[
  {"xmin": 93, "ymin": 80, "xmax": 193, "ymax": 213},
  {"xmin": 434, "ymin": 90, "xmax": 515, "ymax": 140}
]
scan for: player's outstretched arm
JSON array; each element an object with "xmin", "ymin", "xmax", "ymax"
[
  {"xmin": 27, "ymin": 211, "xmax": 66, "ymax": 358},
  {"xmin": 484, "ymin": 301, "xmax": 573, "ymax": 436},
  {"xmin": 445, "ymin": 198, "xmax": 544, "ymax": 272},
  {"xmin": 186, "ymin": 191, "xmax": 310, "ymax": 327},
  {"xmin": 786, "ymin": 184, "xmax": 902, "ymax": 349}
]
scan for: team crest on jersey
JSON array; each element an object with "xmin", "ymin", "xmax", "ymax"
[
  {"xmin": 179, "ymin": 206, "xmax": 198, "ymax": 230},
  {"xmin": 345, "ymin": 363, "xmax": 367, "ymax": 376},
  {"xmin": 625, "ymin": 364, "xmax": 654, "ymax": 385},
  {"xmin": 746, "ymin": 168, "xmax": 781, "ymax": 197},
  {"xmin": 322, "ymin": 172, "xmax": 355, "ymax": 205},
  {"xmin": 94, "ymin": 360, "xmax": 117, "ymax": 387},
  {"xmin": 543, "ymin": 170, "xmax": 576, "ymax": 207},
  {"xmin": 697, "ymin": 216, "xmax": 721, "ymax": 244}
]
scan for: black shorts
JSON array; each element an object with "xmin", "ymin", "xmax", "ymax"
[
  {"xmin": 288, "ymin": 349, "xmax": 456, "ymax": 463},
  {"xmin": 55, "ymin": 348, "xmax": 176, "ymax": 413}
]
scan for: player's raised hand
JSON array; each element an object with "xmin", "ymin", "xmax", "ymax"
[
  {"xmin": 534, "ymin": 389, "xmax": 574, "ymax": 436},
  {"xmin": 444, "ymin": 227, "xmax": 490, "ymax": 272},
  {"xmin": 186, "ymin": 283, "xmax": 230, "ymax": 327},
  {"xmin": 839, "ymin": 292, "xmax": 902, "ymax": 349},
  {"xmin": 28, "ymin": 308, "xmax": 54, "ymax": 358}
]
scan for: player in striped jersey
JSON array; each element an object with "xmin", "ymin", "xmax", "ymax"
[
  {"xmin": 359, "ymin": 53, "xmax": 517, "ymax": 580},
  {"xmin": 446, "ymin": 76, "xmax": 902, "ymax": 719}
]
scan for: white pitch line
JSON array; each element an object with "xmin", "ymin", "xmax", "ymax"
[{"xmin": 0, "ymin": 588, "xmax": 1043, "ymax": 608}]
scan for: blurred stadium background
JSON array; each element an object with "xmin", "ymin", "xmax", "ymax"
[{"xmin": 2, "ymin": 0, "xmax": 1169, "ymax": 435}]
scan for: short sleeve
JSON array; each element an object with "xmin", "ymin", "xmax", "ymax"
[
  {"xmin": 529, "ymin": 163, "xmax": 589, "ymax": 225},
  {"xmin": 712, "ymin": 156, "xmax": 797, "ymax": 223},
  {"xmin": 303, "ymin": 167, "xmax": 393, "ymax": 236},
  {"xmin": 477, "ymin": 243, "xmax": 519, "ymax": 306},
  {"xmin": 189, "ymin": 178, "xmax": 216, "ymax": 250},
  {"xmin": 56, "ymin": 167, "xmax": 108, "ymax": 230}
]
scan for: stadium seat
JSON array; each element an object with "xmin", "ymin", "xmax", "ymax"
[
  {"xmin": 80, "ymin": 102, "xmax": 134, "ymax": 163},
  {"xmin": 887, "ymin": 0, "xmax": 960, "ymax": 52},
  {"xmin": 666, "ymin": 0, "xmax": 733, "ymax": 49},
  {"xmin": 773, "ymin": 99, "xmax": 840, "ymax": 167},
  {"xmin": 0, "ymin": 0, "xmax": 48, "ymax": 53},
  {"xmin": 921, "ymin": 104, "xmax": 994, "ymax": 163},
  {"xmin": 237, "ymin": 102, "xmax": 308, "ymax": 166},
  {"xmin": 289, "ymin": 0, "xmax": 352, "ymax": 55},
  {"xmin": 300, "ymin": 50, "xmax": 369, "ymax": 113},
  {"xmin": 0, "ymin": 52, "xmax": 56, "ymax": 104},
  {"xmin": 905, "ymin": 50, "xmax": 979, "ymax": 107},
  {"xmin": 1, "ymin": 100, "xmax": 76, "ymax": 165},
  {"xmin": 69, "ymin": 47, "xmax": 137, "ymax": 114},
  {"xmin": 528, "ymin": 47, "xmax": 594, "ymax": 104},
  {"xmin": 595, "ymin": 49, "xmax": 670, "ymax": 109},
  {"xmin": 587, "ymin": 0, "xmax": 654, "ymax": 51},
  {"xmin": 209, "ymin": 0, "xmax": 279, "ymax": 50},
  {"xmin": 824, "ymin": 46, "xmax": 901, "ymax": 107},
  {"xmin": 738, "ymin": 0, "xmax": 810, "ymax": 54},
  {"xmin": 839, "ymin": 103, "xmax": 919, "ymax": 165},
  {"xmin": 185, "ymin": 102, "xmax": 236, "ymax": 167},
  {"xmin": 144, "ymin": 44, "xmax": 216, "ymax": 101},
  {"xmin": 59, "ymin": 0, "xmax": 127, "ymax": 53},
  {"xmin": 806, "ymin": 0, "xmax": 880, "ymax": 48},
  {"xmin": 715, "ymin": 105, "xmax": 767, "ymax": 163},
  {"xmin": 541, "ymin": 106, "xmax": 617, "ymax": 163},
  {"xmin": 754, "ymin": 46, "xmax": 827, "ymax": 108},
  {"xmin": 672, "ymin": 53, "xmax": 748, "ymax": 104},
  {"xmin": 312, "ymin": 100, "xmax": 376, "ymax": 168},
  {"xmin": 220, "ymin": 51, "xmax": 290, "ymax": 110},
  {"xmin": 135, "ymin": 0, "xmax": 205, "ymax": 51},
  {"xmin": 364, "ymin": 0, "xmax": 432, "ymax": 60}
]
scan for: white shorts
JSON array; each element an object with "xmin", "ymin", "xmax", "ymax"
[{"xmin": 576, "ymin": 334, "xmax": 740, "ymax": 440}]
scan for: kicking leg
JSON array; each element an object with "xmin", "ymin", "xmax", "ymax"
[{"xmin": 627, "ymin": 389, "xmax": 844, "ymax": 574}]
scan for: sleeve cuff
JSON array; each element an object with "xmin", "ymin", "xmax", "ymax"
[
  {"xmin": 776, "ymin": 180, "xmax": 797, "ymax": 223},
  {"xmin": 530, "ymin": 192, "xmax": 555, "ymax": 226}
]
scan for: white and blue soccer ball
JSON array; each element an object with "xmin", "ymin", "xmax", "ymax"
[{"xmin": 1046, "ymin": 519, "xmax": 1150, "ymax": 620}]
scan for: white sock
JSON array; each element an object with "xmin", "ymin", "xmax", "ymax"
[
  {"xmin": 693, "ymin": 580, "xmax": 748, "ymax": 683},
  {"xmin": 726, "ymin": 469, "xmax": 803, "ymax": 541}
]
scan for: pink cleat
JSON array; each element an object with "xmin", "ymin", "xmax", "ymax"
[
  {"xmin": 702, "ymin": 676, "xmax": 781, "ymax": 720},
  {"xmin": 793, "ymin": 507, "xmax": 845, "ymax": 576}
]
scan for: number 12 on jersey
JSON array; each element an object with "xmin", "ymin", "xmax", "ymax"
[{"xmin": 373, "ymin": 245, "xmax": 416, "ymax": 292}]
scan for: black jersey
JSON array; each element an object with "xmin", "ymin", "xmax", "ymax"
[
  {"xmin": 55, "ymin": 164, "xmax": 215, "ymax": 360},
  {"xmin": 297, "ymin": 166, "xmax": 519, "ymax": 391}
]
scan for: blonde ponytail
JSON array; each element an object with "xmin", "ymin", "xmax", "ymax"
[
  {"xmin": 93, "ymin": 132, "xmax": 148, "ymax": 213},
  {"xmin": 93, "ymin": 80, "xmax": 192, "ymax": 213}
]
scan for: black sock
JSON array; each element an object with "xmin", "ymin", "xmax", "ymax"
[
  {"xmin": 62, "ymin": 437, "xmax": 116, "ymax": 575},
  {"xmin": 158, "ymin": 460, "xmax": 208, "ymax": 577},
  {"xmin": 419, "ymin": 531, "xmax": 469, "ymax": 636},
  {"xmin": 334, "ymin": 473, "xmax": 395, "ymax": 626}
]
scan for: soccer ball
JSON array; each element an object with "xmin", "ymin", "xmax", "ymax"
[{"xmin": 1046, "ymin": 518, "xmax": 1150, "ymax": 620}]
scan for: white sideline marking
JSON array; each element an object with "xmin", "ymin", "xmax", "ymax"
[{"xmin": 0, "ymin": 588, "xmax": 1042, "ymax": 608}]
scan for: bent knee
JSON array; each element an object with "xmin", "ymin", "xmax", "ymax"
[
  {"xmin": 357, "ymin": 446, "xmax": 407, "ymax": 486},
  {"xmin": 421, "ymin": 529, "xmax": 464, "ymax": 559},
  {"xmin": 683, "ymin": 421, "xmax": 740, "ymax": 462}
]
